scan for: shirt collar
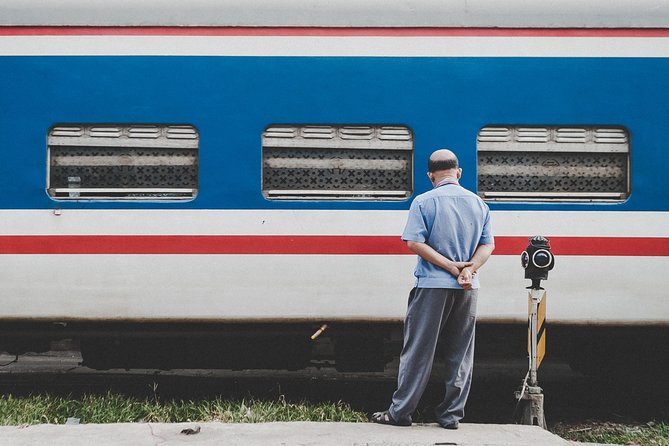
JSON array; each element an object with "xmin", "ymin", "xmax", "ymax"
[{"xmin": 434, "ymin": 177, "xmax": 460, "ymax": 188}]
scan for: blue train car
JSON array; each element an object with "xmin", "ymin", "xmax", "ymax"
[{"xmin": 0, "ymin": 0, "xmax": 667, "ymax": 371}]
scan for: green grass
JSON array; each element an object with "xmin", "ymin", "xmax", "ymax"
[
  {"xmin": 3, "ymin": 393, "xmax": 668, "ymax": 446},
  {"xmin": 0, "ymin": 392, "xmax": 368, "ymax": 425},
  {"xmin": 552, "ymin": 421, "xmax": 669, "ymax": 445}
]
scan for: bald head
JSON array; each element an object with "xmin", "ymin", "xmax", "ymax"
[{"xmin": 428, "ymin": 149, "xmax": 459, "ymax": 173}]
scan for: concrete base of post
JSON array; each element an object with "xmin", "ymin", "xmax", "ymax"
[{"xmin": 514, "ymin": 386, "xmax": 547, "ymax": 429}]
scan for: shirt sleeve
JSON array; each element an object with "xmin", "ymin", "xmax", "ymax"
[
  {"xmin": 478, "ymin": 204, "xmax": 494, "ymax": 245},
  {"xmin": 401, "ymin": 199, "xmax": 429, "ymax": 243}
]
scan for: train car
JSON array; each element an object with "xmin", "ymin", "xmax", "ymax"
[{"xmin": 0, "ymin": 0, "xmax": 668, "ymax": 372}]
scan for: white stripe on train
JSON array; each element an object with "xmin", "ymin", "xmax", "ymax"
[
  {"xmin": 1, "ymin": 35, "xmax": 669, "ymax": 57},
  {"xmin": 0, "ymin": 209, "xmax": 666, "ymax": 237},
  {"xmin": 0, "ymin": 253, "xmax": 664, "ymax": 324}
]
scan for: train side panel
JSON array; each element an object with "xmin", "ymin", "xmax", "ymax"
[{"xmin": 0, "ymin": 30, "xmax": 667, "ymax": 369}]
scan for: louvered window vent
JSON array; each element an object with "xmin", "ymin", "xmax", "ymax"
[
  {"xmin": 48, "ymin": 124, "xmax": 198, "ymax": 200},
  {"xmin": 262, "ymin": 125, "xmax": 413, "ymax": 200},
  {"xmin": 477, "ymin": 126, "xmax": 629, "ymax": 202}
]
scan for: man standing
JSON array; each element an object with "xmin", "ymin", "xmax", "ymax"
[{"xmin": 372, "ymin": 149, "xmax": 494, "ymax": 429}]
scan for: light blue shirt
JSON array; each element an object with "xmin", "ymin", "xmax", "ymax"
[{"xmin": 401, "ymin": 180, "xmax": 494, "ymax": 289}]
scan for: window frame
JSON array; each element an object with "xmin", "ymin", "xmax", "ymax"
[
  {"xmin": 46, "ymin": 124, "xmax": 199, "ymax": 201},
  {"xmin": 262, "ymin": 124, "xmax": 414, "ymax": 201},
  {"xmin": 476, "ymin": 125, "xmax": 631, "ymax": 203}
]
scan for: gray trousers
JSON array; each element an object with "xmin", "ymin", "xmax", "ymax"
[{"xmin": 388, "ymin": 287, "xmax": 478, "ymax": 426}]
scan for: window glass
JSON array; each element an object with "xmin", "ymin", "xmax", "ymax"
[
  {"xmin": 477, "ymin": 126, "xmax": 629, "ymax": 202},
  {"xmin": 48, "ymin": 125, "xmax": 198, "ymax": 200},
  {"xmin": 262, "ymin": 125, "xmax": 413, "ymax": 200}
]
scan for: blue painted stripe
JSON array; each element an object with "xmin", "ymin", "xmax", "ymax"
[{"xmin": 0, "ymin": 56, "xmax": 667, "ymax": 211}]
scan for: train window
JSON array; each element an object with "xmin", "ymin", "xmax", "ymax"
[
  {"xmin": 47, "ymin": 125, "xmax": 198, "ymax": 200},
  {"xmin": 262, "ymin": 125, "xmax": 413, "ymax": 200},
  {"xmin": 477, "ymin": 126, "xmax": 630, "ymax": 202}
]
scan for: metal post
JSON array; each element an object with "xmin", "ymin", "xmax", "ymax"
[
  {"xmin": 516, "ymin": 235, "xmax": 553, "ymax": 429},
  {"xmin": 528, "ymin": 289, "xmax": 542, "ymax": 386},
  {"xmin": 514, "ymin": 288, "xmax": 547, "ymax": 428}
]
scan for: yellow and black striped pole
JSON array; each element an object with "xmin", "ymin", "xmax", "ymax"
[{"xmin": 528, "ymin": 289, "xmax": 547, "ymax": 386}]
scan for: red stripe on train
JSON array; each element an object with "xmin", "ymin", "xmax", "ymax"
[
  {"xmin": 1, "ymin": 27, "xmax": 669, "ymax": 37},
  {"xmin": 0, "ymin": 235, "xmax": 667, "ymax": 256}
]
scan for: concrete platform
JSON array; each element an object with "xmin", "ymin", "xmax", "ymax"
[{"xmin": 0, "ymin": 421, "xmax": 578, "ymax": 446}]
